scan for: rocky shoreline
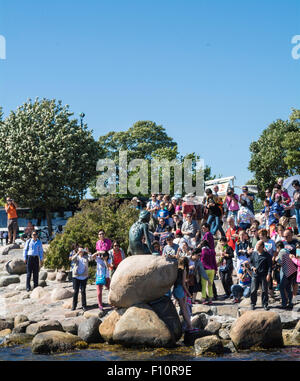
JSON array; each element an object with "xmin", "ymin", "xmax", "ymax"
[{"xmin": 0, "ymin": 248, "xmax": 299, "ymax": 357}]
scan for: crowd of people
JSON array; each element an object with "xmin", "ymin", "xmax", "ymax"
[{"xmin": 7, "ymin": 177, "xmax": 300, "ymax": 333}]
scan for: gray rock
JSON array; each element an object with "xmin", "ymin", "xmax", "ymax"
[
  {"xmin": 26, "ymin": 320, "xmax": 63, "ymax": 336},
  {"xmin": 31, "ymin": 330, "xmax": 85, "ymax": 354},
  {"xmin": 108, "ymin": 256, "xmax": 178, "ymax": 308},
  {"xmin": 191, "ymin": 313, "xmax": 208, "ymax": 330},
  {"xmin": 0, "ymin": 319, "xmax": 14, "ymax": 331},
  {"xmin": 61, "ymin": 319, "xmax": 78, "ymax": 335},
  {"xmin": 218, "ymin": 328, "xmax": 231, "ymax": 340},
  {"xmin": 205, "ymin": 320, "xmax": 222, "ymax": 335},
  {"xmin": 223, "ymin": 340, "xmax": 237, "ymax": 353},
  {"xmin": 15, "ymin": 284, "xmax": 27, "ymax": 291},
  {"xmin": 38, "ymin": 280, "xmax": 47, "ymax": 288},
  {"xmin": 0, "ymin": 243, "xmax": 20, "ymax": 256},
  {"xmin": 12, "ymin": 321, "xmax": 33, "ymax": 334},
  {"xmin": 192, "ymin": 304, "xmax": 213, "ymax": 315},
  {"xmin": 183, "ymin": 329, "xmax": 213, "ymax": 347},
  {"xmin": 230, "ymin": 311, "xmax": 283, "ymax": 349},
  {"xmin": 0, "ymin": 275, "xmax": 20, "ymax": 287},
  {"xmin": 194, "ymin": 335, "xmax": 224, "ymax": 355},
  {"xmin": 56, "ymin": 272, "xmax": 67, "ymax": 282},
  {"xmin": 78, "ymin": 316, "xmax": 103, "ymax": 344},
  {"xmin": 148, "ymin": 296, "xmax": 182, "ymax": 343},
  {"xmin": 39, "ymin": 271, "xmax": 48, "ymax": 281},
  {"xmin": 278, "ymin": 313, "xmax": 299, "ymax": 329},
  {"xmin": 113, "ymin": 304, "xmax": 175, "ymax": 348},
  {"xmin": 5, "ymin": 259, "xmax": 26, "ymax": 275},
  {"xmin": 14, "ymin": 314, "xmax": 29, "ymax": 327},
  {"xmin": 216, "ymin": 305, "xmax": 239, "ymax": 318},
  {"xmin": 1, "ymin": 333, "xmax": 33, "ymax": 347}
]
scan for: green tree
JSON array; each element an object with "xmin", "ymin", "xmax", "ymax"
[
  {"xmin": 91, "ymin": 121, "xmax": 215, "ymax": 197},
  {"xmin": 282, "ymin": 109, "xmax": 300, "ymax": 173},
  {"xmin": 248, "ymin": 111, "xmax": 300, "ymax": 198},
  {"xmin": 0, "ymin": 98, "xmax": 99, "ymax": 235},
  {"xmin": 44, "ymin": 196, "xmax": 139, "ymax": 270}
]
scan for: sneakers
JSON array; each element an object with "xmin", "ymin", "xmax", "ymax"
[
  {"xmin": 233, "ymin": 298, "xmax": 240, "ymax": 304},
  {"xmin": 263, "ymin": 305, "xmax": 270, "ymax": 311},
  {"xmin": 82, "ymin": 307, "xmax": 87, "ymax": 312},
  {"xmin": 251, "ymin": 305, "xmax": 255, "ymax": 310}
]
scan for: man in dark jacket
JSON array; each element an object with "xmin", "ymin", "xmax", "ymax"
[{"xmin": 250, "ymin": 240, "xmax": 272, "ymax": 310}]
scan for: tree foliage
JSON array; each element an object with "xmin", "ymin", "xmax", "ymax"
[
  {"xmin": 44, "ymin": 196, "xmax": 139, "ymax": 270},
  {"xmin": 91, "ymin": 120, "xmax": 215, "ymax": 197},
  {"xmin": 0, "ymin": 98, "xmax": 99, "ymax": 233},
  {"xmin": 248, "ymin": 110, "xmax": 300, "ymax": 198}
]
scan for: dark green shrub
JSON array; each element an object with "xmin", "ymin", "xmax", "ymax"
[{"xmin": 44, "ymin": 196, "xmax": 139, "ymax": 270}]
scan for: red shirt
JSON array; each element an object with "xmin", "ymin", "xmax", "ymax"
[
  {"xmin": 226, "ymin": 227, "xmax": 239, "ymax": 251},
  {"xmin": 182, "ymin": 202, "xmax": 195, "ymax": 218},
  {"xmin": 112, "ymin": 249, "xmax": 123, "ymax": 268}
]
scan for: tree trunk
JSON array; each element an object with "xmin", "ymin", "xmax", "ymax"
[{"xmin": 45, "ymin": 208, "xmax": 53, "ymax": 238}]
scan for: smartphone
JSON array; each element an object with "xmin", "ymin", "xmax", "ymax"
[{"xmin": 296, "ymin": 248, "xmax": 300, "ymax": 258}]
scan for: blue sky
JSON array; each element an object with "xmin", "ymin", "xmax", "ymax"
[{"xmin": 0, "ymin": 0, "xmax": 299, "ymax": 190}]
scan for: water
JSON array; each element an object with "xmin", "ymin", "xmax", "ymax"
[{"xmin": 1, "ymin": 344, "xmax": 299, "ymax": 361}]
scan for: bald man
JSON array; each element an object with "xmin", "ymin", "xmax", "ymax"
[{"xmin": 249, "ymin": 240, "xmax": 272, "ymax": 311}]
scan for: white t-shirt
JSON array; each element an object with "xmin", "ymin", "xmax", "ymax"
[
  {"xmin": 264, "ymin": 239, "xmax": 276, "ymax": 256},
  {"xmin": 96, "ymin": 257, "xmax": 111, "ymax": 278}
]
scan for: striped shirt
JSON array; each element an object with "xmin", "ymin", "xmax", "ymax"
[{"xmin": 278, "ymin": 249, "xmax": 297, "ymax": 278}]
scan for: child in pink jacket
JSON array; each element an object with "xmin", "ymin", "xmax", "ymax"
[{"xmin": 291, "ymin": 255, "xmax": 300, "ymax": 284}]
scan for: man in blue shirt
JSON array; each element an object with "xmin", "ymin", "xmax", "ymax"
[
  {"xmin": 268, "ymin": 195, "xmax": 284, "ymax": 227},
  {"xmin": 23, "ymin": 231, "xmax": 44, "ymax": 292}
]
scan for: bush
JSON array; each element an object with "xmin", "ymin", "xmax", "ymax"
[{"xmin": 44, "ymin": 196, "xmax": 139, "ymax": 270}]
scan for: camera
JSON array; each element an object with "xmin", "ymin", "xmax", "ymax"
[{"xmin": 227, "ymin": 191, "xmax": 233, "ymax": 196}]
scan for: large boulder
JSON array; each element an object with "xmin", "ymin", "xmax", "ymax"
[
  {"xmin": 230, "ymin": 311, "xmax": 283, "ymax": 349},
  {"xmin": 77, "ymin": 316, "xmax": 103, "ymax": 344},
  {"xmin": 113, "ymin": 304, "xmax": 175, "ymax": 348},
  {"xmin": 108, "ymin": 256, "xmax": 177, "ymax": 308},
  {"xmin": 148, "ymin": 296, "xmax": 182, "ymax": 343},
  {"xmin": 194, "ymin": 335, "xmax": 224, "ymax": 355},
  {"xmin": 31, "ymin": 331, "xmax": 86, "ymax": 354},
  {"xmin": 26, "ymin": 320, "xmax": 63, "ymax": 336},
  {"xmin": 0, "ymin": 275, "xmax": 20, "ymax": 287},
  {"xmin": 5, "ymin": 259, "xmax": 26, "ymax": 275},
  {"xmin": 51, "ymin": 287, "xmax": 73, "ymax": 302},
  {"xmin": 99, "ymin": 309, "xmax": 126, "ymax": 344}
]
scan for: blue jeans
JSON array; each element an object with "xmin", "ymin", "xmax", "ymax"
[
  {"xmin": 228, "ymin": 210, "xmax": 238, "ymax": 226},
  {"xmin": 279, "ymin": 273, "xmax": 293, "ymax": 307},
  {"xmin": 231, "ymin": 284, "xmax": 250, "ymax": 299},
  {"xmin": 295, "ymin": 208, "xmax": 300, "ymax": 234},
  {"xmin": 208, "ymin": 215, "xmax": 225, "ymax": 236}
]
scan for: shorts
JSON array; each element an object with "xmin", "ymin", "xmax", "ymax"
[
  {"xmin": 173, "ymin": 285, "xmax": 185, "ymax": 299},
  {"xmin": 7, "ymin": 218, "xmax": 18, "ymax": 233}
]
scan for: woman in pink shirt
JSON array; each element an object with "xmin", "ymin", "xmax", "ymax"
[{"xmin": 96, "ymin": 230, "xmax": 112, "ymax": 252}]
